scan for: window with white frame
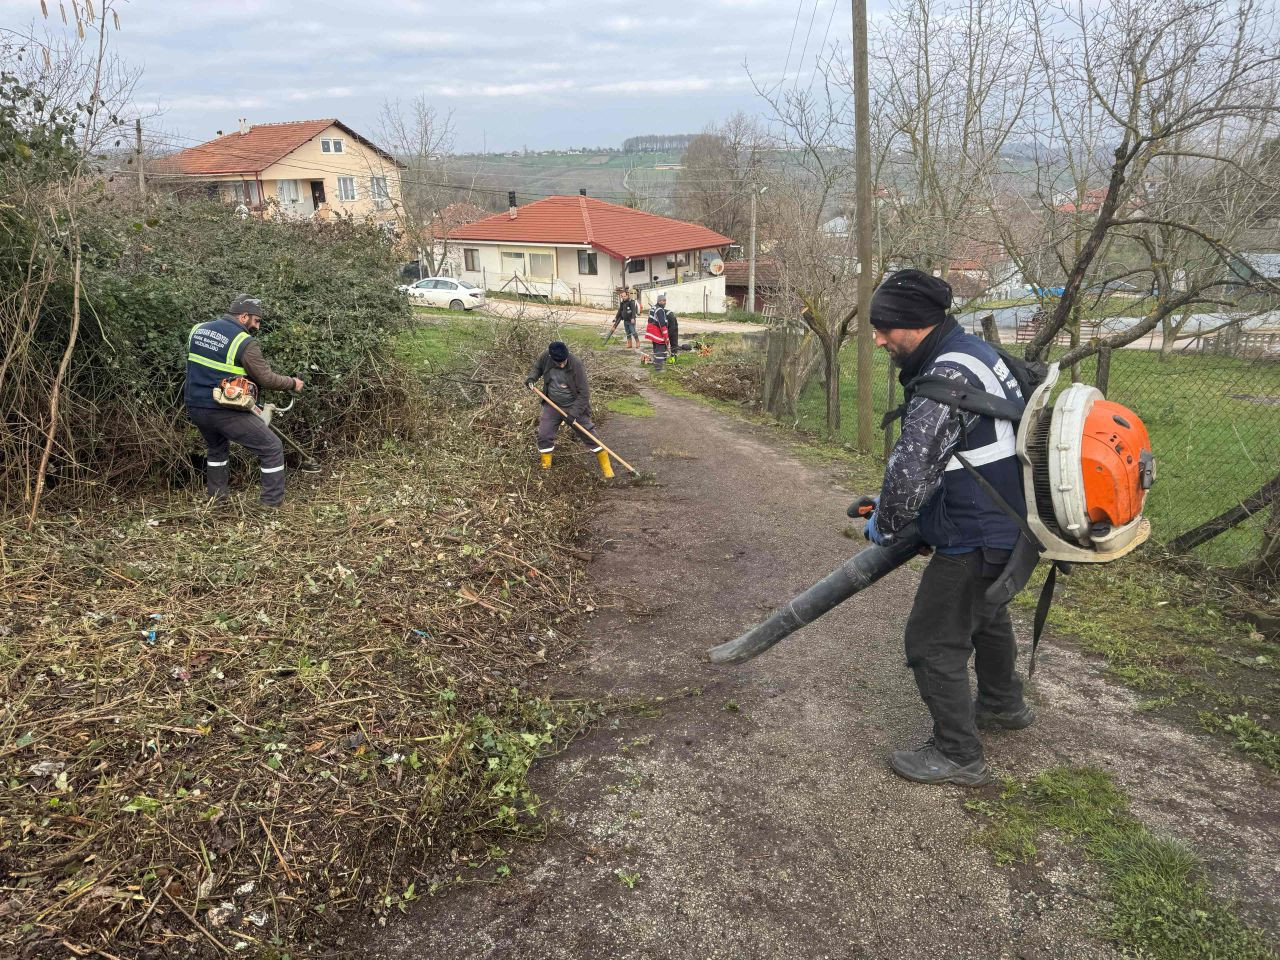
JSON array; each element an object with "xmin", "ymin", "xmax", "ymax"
[
  {"xmin": 320, "ymin": 138, "xmax": 345, "ymax": 154},
  {"xmin": 369, "ymin": 176, "xmax": 390, "ymax": 201},
  {"xmin": 337, "ymin": 176, "xmax": 357, "ymax": 202},
  {"xmin": 277, "ymin": 179, "xmax": 300, "ymax": 203},
  {"xmin": 577, "ymin": 250, "xmax": 598, "ymax": 275},
  {"xmin": 501, "ymin": 251, "xmax": 526, "ymax": 275},
  {"xmin": 666, "ymin": 251, "xmax": 691, "ymax": 269},
  {"xmin": 463, "ymin": 248, "xmax": 479, "ymax": 271}
]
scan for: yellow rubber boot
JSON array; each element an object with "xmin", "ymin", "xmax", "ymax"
[
  {"xmin": 596, "ymin": 450, "xmax": 614, "ymax": 479},
  {"xmin": 540, "ymin": 452, "xmax": 553, "ymax": 470}
]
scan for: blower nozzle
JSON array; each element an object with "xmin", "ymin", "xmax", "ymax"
[{"xmin": 707, "ymin": 526, "xmax": 923, "ymax": 664}]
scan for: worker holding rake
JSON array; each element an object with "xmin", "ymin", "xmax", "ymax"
[{"xmin": 525, "ymin": 341, "xmax": 614, "ymax": 478}]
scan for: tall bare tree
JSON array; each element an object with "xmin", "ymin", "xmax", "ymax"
[
  {"xmin": 752, "ymin": 62, "xmax": 861, "ymax": 435},
  {"xmin": 676, "ymin": 113, "xmax": 764, "ymax": 244},
  {"xmin": 1009, "ymin": 0, "xmax": 1280, "ymax": 365},
  {"xmin": 376, "ymin": 96, "xmax": 458, "ymax": 277}
]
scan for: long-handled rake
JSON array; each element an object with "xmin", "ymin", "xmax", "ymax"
[{"xmin": 527, "ymin": 384, "xmax": 640, "ymax": 476}]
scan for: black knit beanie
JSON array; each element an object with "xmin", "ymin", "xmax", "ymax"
[
  {"xmin": 548, "ymin": 341, "xmax": 569, "ymax": 362},
  {"xmin": 869, "ymin": 269, "xmax": 952, "ymax": 330}
]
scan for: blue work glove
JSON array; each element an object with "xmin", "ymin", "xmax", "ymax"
[{"xmin": 865, "ymin": 511, "xmax": 887, "ymax": 545}]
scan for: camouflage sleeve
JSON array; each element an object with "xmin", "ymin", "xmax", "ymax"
[{"xmin": 876, "ymin": 367, "xmax": 977, "ymax": 538}]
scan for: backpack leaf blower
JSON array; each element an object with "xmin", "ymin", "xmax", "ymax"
[{"xmin": 707, "ymin": 361, "xmax": 1155, "ymax": 668}]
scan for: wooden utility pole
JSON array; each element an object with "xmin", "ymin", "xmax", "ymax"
[
  {"xmin": 135, "ymin": 119, "xmax": 145, "ymax": 198},
  {"xmin": 852, "ymin": 0, "xmax": 875, "ymax": 452},
  {"xmin": 747, "ymin": 189, "xmax": 757, "ymax": 313}
]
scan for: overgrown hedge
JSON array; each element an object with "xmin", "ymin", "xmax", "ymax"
[{"xmin": 1, "ymin": 193, "xmax": 415, "ymax": 504}]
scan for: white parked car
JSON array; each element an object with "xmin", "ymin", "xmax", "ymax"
[{"xmin": 401, "ymin": 276, "xmax": 486, "ymax": 310}]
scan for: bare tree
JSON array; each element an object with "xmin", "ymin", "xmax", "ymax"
[
  {"xmin": 376, "ymin": 96, "xmax": 458, "ymax": 277},
  {"xmin": 676, "ymin": 113, "xmax": 764, "ymax": 243},
  {"xmin": 1011, "ymin": 0, "xmax": 1280, "ymax": 365},
  {"xmin": 869, "ymin": 0, "xmax": 1034, "ymax": 277},
  {"xmin": 752, "ymin": 63, "xmax": 861, "ymax": 435}
]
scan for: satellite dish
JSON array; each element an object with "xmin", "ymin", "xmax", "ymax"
[{"xmin": 708, "ymin": 258, "xmax": 725, "ymax": 276}]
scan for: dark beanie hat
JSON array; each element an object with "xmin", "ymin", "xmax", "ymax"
[
  {"xmin": 869, "ymin": 269, "xmax": 952, "ymax": 330},
  {"xmin": 548, "ymin": 341, "xmax": 569, "ymax": 362}
]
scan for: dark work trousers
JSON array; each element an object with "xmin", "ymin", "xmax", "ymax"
[
  {"xmin": 903, "ymin": 549, "xmax": 1025, "ymax": 763},
  {"xmin": 536, "ymin": 404, "xmax": 601, "ymax": 453},
  {"xmin": 187, "ymin": 406, "xmax": 286, "ymax": 506},
  {"xmin": 667, "ymin": 317, "xmax": 679, "ymax": 353}
]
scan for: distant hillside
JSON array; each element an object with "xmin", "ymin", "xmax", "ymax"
[{"xmin": 440, "ymin": 150, "xmax": 690, "ymax": 216}]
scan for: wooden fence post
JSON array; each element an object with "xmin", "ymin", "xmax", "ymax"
[
  {"xmin": 980, "ymin": 313, "xmax": 1000, "ymax": 344},
  {"xmin": 1095, "ymin": 342, "xmax": 1112, "ymax": 394}
]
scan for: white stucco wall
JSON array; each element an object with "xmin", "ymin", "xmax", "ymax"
[{"xmin": 638, "ymin": 276, "xmax": 728, "ymax": 314}]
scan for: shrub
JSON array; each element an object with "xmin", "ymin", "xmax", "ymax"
[{"xmin": 1, "ymin": 196, "xmax": 415, "ymax": 504}]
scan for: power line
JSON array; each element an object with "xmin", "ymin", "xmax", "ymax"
[
  {"xmin": 781, "ymin": 0, "xmax": 808, "ymax": 80},
  {"xmin": 793, "ymin": 0, "xmax": 825, "ymax": 90},
  {"xmin": 809, "ymin": 0, "xmax": 841, "ymax": 90}
]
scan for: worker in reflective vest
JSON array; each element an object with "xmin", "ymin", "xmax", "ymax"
[{"xmin": 184, "ymin": 295, "xmax": 303, "ymax": 507}]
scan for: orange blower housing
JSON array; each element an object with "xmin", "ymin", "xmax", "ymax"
[
  {"xmin": 1080, "ymin": 400, "xmax": 1153, "ymax": 530},
  {"xmin": 1020, "ymin": 367, "xmax": 1155, "ymax": 561}
]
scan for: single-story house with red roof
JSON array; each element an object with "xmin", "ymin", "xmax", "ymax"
[{"xmin": 446, "ymin": 194, "xmax": 733, "ymax": 312}]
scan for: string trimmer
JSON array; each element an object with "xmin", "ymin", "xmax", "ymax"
[{"xmin": 256, "ymin": 396, "xmax": 322, "ymax": 473}]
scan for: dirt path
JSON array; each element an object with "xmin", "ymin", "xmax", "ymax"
[{"xmin": 370, "ymin": 387, "xmax": 1278, "ymax": 959}]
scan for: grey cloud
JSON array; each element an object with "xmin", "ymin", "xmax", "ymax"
[{"xmin": 4, "ymin": 0, "xmax": 864, "ymax": 150}]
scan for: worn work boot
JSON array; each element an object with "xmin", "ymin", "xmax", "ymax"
[
  {"xmin": 596, "ymin": 449, "xmax": 614, "ymax": 479},
  {"xmin": 975, "ymin": 701, "xmax": 1036, "ymax": 730},
  {"xmin": 540, "ymin": 452, "xmax": 552, "ymax": 470},
  {"xmin": 889, "ymin": 740, "xmax": 992, "ymax": 786}
]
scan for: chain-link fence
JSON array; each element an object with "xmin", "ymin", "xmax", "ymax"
[
  {"xmin": 764, "ymin": 320, "xmax": 1280, "ymax": 573},
  {"xmin": 964, "ymin": 317, "xmax": 1280, "ymax": 570}
]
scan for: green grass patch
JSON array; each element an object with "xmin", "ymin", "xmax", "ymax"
[
  {"xmin": 399, "ymin": 313, "xmax": 499, "ymax": 370},
  {"xmin": 1015, "ymin": 558, "xmax": 1279, "ymax": 769},
  {"xmin": 968, "ymin": 767, "xmax": 1276, "ymax": 960},
  {"xmin": 606, "ymin": 394, "xmax": 655, "ymax": 417},
  {"xmin": 1199, "ymin": 712, "xmax": 1280, "ymax": 772}
]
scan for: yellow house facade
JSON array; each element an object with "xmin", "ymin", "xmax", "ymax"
[{"xmin": 162, "ymin": 119, "xmax": 404, "ymax": 224}]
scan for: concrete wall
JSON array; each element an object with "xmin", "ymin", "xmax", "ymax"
[{"xmin": 638, "ymin": 275, "xmax": 728, "ymax": 314}]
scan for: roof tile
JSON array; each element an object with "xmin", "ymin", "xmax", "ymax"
[{"xmin": 448, "ymin": 196, "xmax": 732, "ymax": 260}]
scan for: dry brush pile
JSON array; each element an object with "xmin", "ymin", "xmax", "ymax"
[{"xmin": 0, "ymin": 323, "xmax": 617, "ymax": 958}]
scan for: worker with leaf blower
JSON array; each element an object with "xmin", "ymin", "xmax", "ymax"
[
  {"xmin": 525, "ymin": 341, "xmax": 614, "ymax": 478},
  {"xmin": 184, "ymin": 295, "xmax": 303, "ymax": 508},
  {"xmin": 865, "ymin": 269, "xmax": 1033, "ymax": 788}
]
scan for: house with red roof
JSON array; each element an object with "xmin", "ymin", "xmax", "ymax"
[
  {"xmin": 157, "ymin": 119, "xmax": 404, "ymax": 223},
  {"xmin": 447, "ymin": 193, "xmax": 734, "ymax": 311}
]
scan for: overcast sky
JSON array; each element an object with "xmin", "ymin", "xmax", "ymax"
[{"xmin": 0, "ymin": 0, "xmax": 882, "ymax": 152}]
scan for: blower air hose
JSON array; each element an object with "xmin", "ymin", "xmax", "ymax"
[{"xmin": 707, "ymin": 525, "xmax": 923, "ymax": 664}]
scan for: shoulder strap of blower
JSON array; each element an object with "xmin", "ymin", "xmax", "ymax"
[{"xmin": 882, "ymin": 350, "xmax": 1061, "ymax": 678}]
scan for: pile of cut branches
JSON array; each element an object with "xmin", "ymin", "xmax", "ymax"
[
  {"xmin": 0, "ymin": 322, "xmax": 609, "ymax": 957},
  {"xmin": 679, "ymin": 353, "xmax": 763, "ymax": 407}
]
